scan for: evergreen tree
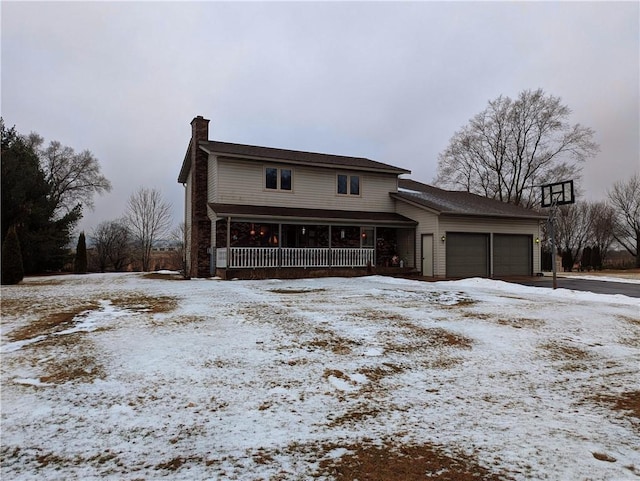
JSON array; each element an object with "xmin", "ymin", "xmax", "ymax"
[
  {"xmin": 1, "ymin": 226, "xmax": 24, "ymax": 285},
  {"xmin": 1, "ymin": 120, "xmax": 82, "ymax": 273},
  {"xmin": 581, "ymin": 246, "xmax": 592, "ymax": 271},
  {"xmin": 74, "ymin": 232, "xmax": 87, "ymax": 273},
  {"xmin": 561, "ymin": 250, "xmax": 574, "ymax": 272},
  {"xmin": 591, "ymin": 245, "xmax": 602, "ymax": 271}
]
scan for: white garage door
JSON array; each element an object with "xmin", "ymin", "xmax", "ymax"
[
  {"xmin": 493, "ymin": 234, "xmax": 532, "ymax": 276},
  {"xmin": 446, "ymin": 233, "xmax": 489, "ymax": 278}
]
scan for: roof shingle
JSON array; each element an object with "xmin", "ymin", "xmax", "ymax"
[
  {"xmin": 393, "ymin": 179, "xmax": 546, "ymax": 219},
  {"xmin": 200, "ymin": 141, "xmax": 409, "ymax": 173}
]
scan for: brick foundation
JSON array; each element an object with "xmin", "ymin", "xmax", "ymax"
[{"xmin": 215, "ymin": 266, "xmax": 417, "ymax": 280}]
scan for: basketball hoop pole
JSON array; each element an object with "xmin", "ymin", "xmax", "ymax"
[{"xmin": 549, "ymin": 200, "xmax": 558, "ymax": 289}]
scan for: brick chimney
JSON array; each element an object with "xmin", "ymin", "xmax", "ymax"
[{"xmin": 189, "ymin": 116, "xmax": 211, "ymax": 278}]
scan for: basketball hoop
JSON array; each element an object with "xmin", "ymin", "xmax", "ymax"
[
  {"xmin": 541, "ymin": 180, "xmax": 575, "ymax": 289},
  {"xmin": 541, "ymin": 180, "xmax": 575, "ymax": 207}
]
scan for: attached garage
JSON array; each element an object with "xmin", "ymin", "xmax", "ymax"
[
  {"xmin": 493, "ymin": 234, "xmax": 532, "ymax": 276},
  {"xmin": 393, "ymin": 179, "xmax": 546, "ymax": 279},
  {"xmin": 446, "ymin": 233, "xmax": 489, "ymax": 277}
]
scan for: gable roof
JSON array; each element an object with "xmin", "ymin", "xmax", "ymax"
[
  {"xmin": 178, "ymin": 140, "xmax": 410, "ymax": 183},
  {"xmin": 392, "ymin": 179, "xmax": 546, "ymax": 220}
]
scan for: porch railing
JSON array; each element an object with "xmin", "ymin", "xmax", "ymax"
[{"xmin": 217, "ymin": 247, "xmax": 374, "ymax": 269}]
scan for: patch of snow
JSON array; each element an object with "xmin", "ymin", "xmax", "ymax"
[
  {"xmin": 326, "ymin": 447, "xmax": 352, "ymax": 459},
  {"xmin": 363, "ymin": 346, "xmax": 384, "ymax": 357},
  {"xmin": 328, "ymin": 375, "xmax": 357, "ymax": 392},
  {"xmin": 398, "ymin": 187, "xmax": 423, "ymax": 194},
  {"xmin": 2, "ymin": 335, "xmax": 47, "ymax": 353},
  {"xmin": 54, "ymin": 300, "xmax": 129, "ymax": 336},
  {"xmin": 12, "ymin": 378, "xmax": 54, "ymax": 387}
]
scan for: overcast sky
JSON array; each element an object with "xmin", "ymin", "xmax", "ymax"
[{"xmin": 2, "ymin": 1, "xmax": 638, "ymax": 235}]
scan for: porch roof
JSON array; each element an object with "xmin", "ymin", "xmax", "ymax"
[{"xmin": 209, "ymin": 203, "xmax": 417, "ymax": 226}]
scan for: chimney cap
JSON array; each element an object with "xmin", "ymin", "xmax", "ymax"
[{"xmin": 191, "ymin": 115, "xmax": 210, "ymax": 123}]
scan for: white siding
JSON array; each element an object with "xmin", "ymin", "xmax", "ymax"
[
  {"xmin": 207, "ymin": 154, "xmax": 218, "ymax": 203},
  {"xmin": 211, "ymin": 210, "xmax": 218, "ymax": 258},
  {"xmin": 394, "ymin": 200, "xmax": 442, "ymax": 274},
  {"xmin": 216, "ymin": 159, "xmax": 397, "ymax": 212}
]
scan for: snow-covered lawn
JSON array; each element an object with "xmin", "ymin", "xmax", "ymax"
[{"xmin": 1, "ymin": 273, "xmax": 639, "ymax": 480}]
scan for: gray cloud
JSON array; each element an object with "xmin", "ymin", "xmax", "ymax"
[{"xmin": 2, "ymin": 1, "xmax": 638, "ymax": 235}]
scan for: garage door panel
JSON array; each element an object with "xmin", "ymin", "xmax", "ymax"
[
  {"xmin": 493, "ymin": 234, "xmax": 532, "ymax": 276},
  {"xmin": 446, "ymin": 233, "xmax": 489, "ymax": 277}
]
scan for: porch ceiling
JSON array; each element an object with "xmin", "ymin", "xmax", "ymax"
[{"xmin": 209, "ymin": 203, "xmax": 417, "ymax": 226}]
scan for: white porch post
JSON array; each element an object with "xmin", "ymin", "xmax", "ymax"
[
  {"xmin": 226, "ymin": 217, "xmax": 231, "ymax": 268},
  {"xmin": 328, "ymin": 225, "xmax": 333, "ymax": 268}
]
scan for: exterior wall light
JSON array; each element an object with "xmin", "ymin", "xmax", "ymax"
[
  {"xmin": 535, "ymin": 237, "xmax": 540, "ymax": 244},
  {"xmin": 441, "ymin": 235, "xmax": 446, "ymax": 242},
  {"xmin": 301, "ymin": 226, "xmax": 306, "ymax": 235}
]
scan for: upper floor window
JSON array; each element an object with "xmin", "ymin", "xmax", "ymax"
[
  {"xmin": 265, "ymin": 167, "xmax": 292, "ymax": 191},
  {"xmin": 337, "ymin": 174, "xmax": 360, "ymax": 196}
]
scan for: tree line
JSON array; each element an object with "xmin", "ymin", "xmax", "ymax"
[
  {"xmin": 552, "ymin": 181, "xmax": 639, "ymax": 271},
  {"xmin": 87, "ymin": 191, "xmax": 180, "ymax": 274},
  {"xmin": 1, "ymin": 120, "xmax": 177, "ymax": 284}
]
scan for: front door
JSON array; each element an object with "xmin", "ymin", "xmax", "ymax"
[{"xmin": 421, "ymin": 234, "xmax": 434, "ymax": 277}]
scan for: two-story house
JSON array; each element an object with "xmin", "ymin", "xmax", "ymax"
[{"xmin": 178, "ymin": 116, "xmax": 546, "ymax": 279}]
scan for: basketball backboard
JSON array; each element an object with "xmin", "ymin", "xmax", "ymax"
[{"xmin": 541, "ymin": 180, "xmax": 575, "ymax": 207}]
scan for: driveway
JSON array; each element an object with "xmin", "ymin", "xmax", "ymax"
[{"xmin": 505, "ymin": 276, "xmax": 640, "ymax": 299}]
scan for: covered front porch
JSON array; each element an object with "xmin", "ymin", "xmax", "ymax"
[{"xmin": 209, "ymin": 204, "xmax": 416, "ymax": 277}]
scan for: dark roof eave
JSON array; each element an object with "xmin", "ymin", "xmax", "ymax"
[
  {"xmin": 177, "ymin": 140, "xmax": 192, "ymax": 183},
  {"xmin": 209, "ymin": 203, "xmax": 417, "ymax": 226},
  {"xmin": 440, "ymin": 212, "xmax": 547, "ymax": 220}
]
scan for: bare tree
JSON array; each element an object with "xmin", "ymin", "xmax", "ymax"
[
  {"xmin": 555, "ymin": 202, "xmax": 592, "ymax": 271},
  {"xmin": 27, "ymin": 134, "xmax": 112, "ymax": 217},
  {"xmin": 90, "ymin": 220, "xmax": 131, "ymax": 272},
  {"xmin": 169, "ymin": 222, "xmax": 188, "ymax": 278},
  {"xmin": 587, "ymin": 201, "xmax": 616, "ymax": 265},
  {"xmin": 436, "ymin": 89, "xmax": 599, "ymax": 208},
  {"xmin": 608, "ymin": 174, "xmax": 640, "ymax": 267},
  {"xmin": 126, "ymin": 187, "xmax": 172, "ymax": 272}
]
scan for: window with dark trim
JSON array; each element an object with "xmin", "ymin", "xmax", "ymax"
[
  {"xmin": 265, "ymin": 167, "xmax": 293, "ymax": 191},
  {"xmin": 337, "ymin": 174, "xmax": 360, "ymax": 196}
]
